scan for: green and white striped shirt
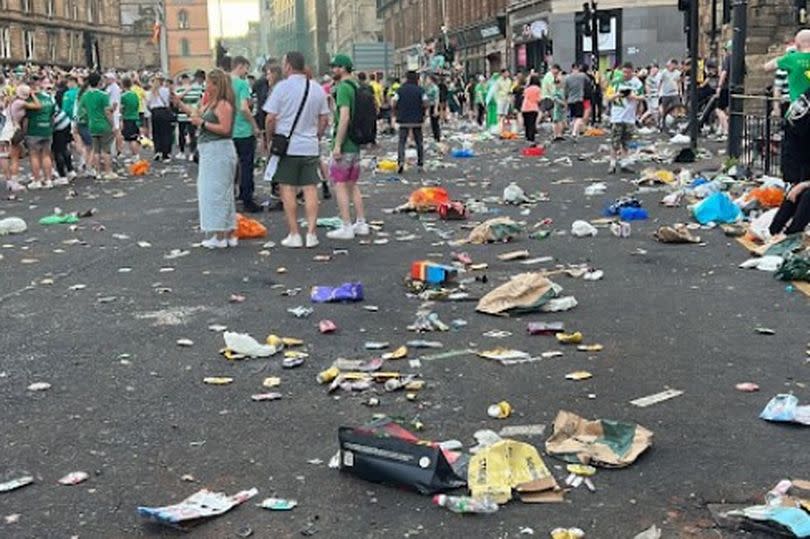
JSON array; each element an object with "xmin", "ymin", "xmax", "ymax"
[{"xmin": 177, "ymin": 82, "xmax": 204, "ymax": 122}]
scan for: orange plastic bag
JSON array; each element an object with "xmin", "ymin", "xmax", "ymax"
[
  {"xmin": 744, "ymin": 186, "xmax": 784, "ymax": 209},
  {"xmin": 128, "ymin": 160, "xmax": 150, "ymax": 176},
  {"xmin": 584, "ymin": 127, "xmax": 606, "ymax": 137},
  {"xmin": 408, "ymin": 187, "xmax": 450, "ymax": 211},
  {"xmin": 500, "ymin": 131, "xmax": 519, "ymax": 140},
  {"xmin": 236, "ymin": 213, "xmax": 267, "ymax": 239}
]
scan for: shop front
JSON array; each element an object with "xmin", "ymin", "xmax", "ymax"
[
  {"xmin": 448, "ymin": 18, "xmax": 507, "ymax": 78},
  {"xmin": 508, "ymin": 0, "xmax": 552, "ymax": 74}
]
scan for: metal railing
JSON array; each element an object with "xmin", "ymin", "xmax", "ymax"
[{"xmin": 730, "ymin": 91, "xmax": 783, "ymax": 177}]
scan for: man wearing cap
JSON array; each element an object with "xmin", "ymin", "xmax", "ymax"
[{"xmin": 326, "ymin": 53, "xmax": 369, "ymax": 241}]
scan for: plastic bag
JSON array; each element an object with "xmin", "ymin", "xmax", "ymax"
[
  {"xmin": 128, "ymin": 159, "xmax": 150, "ymax": 176},
  {"xmin": 692, "ymin": 192, "xmax": 742, "ymax": 224},
  {"xmin": 467, "ymin": 217, "xmax": 523, "ymax": 244},
  {"xmin": 571, "ymin": 220, "xmax": 598, "ymax": 237},
  {"xmin": 0, "ymin": 217, "xmax": 27, "ymax": 235},
  {"xmin": 743, "ymin": 186, "xmax": 784, "ymax": 209},
  {"xmin": 748, "ymin": 208, "xmax": 778, "ymax": 242},
  {"xmin": 236, "ymin": 213, "xmax": 267, "ymax": 239},
  {"xmin": 521, "ymin": 146, "xmax": 545, "ymax": 157},
  {"xmin": 774, "ymin": 253, "xmax": 810, "ymax": 282},
  {"xmin": 311, "ymin": 282, "xmax": 364, "ymax": 303},
  {"xmin": 408, "ymin": 187, "xmax": 450, "ymax": 211}
]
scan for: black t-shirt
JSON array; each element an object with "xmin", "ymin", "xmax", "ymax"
[{"xmin": 438, "ymin": 82, "xmax": 448, "ymax": 103}]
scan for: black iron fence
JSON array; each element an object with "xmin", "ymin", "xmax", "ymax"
[{"xmin": 732, "ymin": 92, "xmax": 783, "ymax": 177}]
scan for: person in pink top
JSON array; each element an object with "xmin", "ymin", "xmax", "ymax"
[{"xmin": 521, "ymin": 75, "xmax": 541, "ymax": 146}]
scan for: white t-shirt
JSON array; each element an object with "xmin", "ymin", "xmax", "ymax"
[
  {"xmin": 610, "ymin": 77, "xmax": 644, "ymax": 124},
  {"xmin": 659, "ymin": 69, "xmax": 681, "ymax": 97},
  {"xmin": 263, "ymin": 74, "xmax": 329, "ymax": 157}
]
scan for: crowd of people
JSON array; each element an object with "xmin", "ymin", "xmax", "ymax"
[{"xmin": 1, "ymin": 29, "xmax": 809, "ymax": 248}]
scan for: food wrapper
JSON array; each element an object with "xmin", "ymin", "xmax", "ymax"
[{"xmin": 468, "ymin": 440, "xmax": 562, "ymax": 504}]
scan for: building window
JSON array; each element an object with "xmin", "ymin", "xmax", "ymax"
[
  {"xmin": 180, "ymin": 38, "xmax": 190, "ymax": 56},
  {"xmin": 22, "ymin": 0, "xmax": 31, "ymax": 13},
  {"xmin": 0, "ymin": 27, "xmax": 10, "ymax": 59},
  {"xmin": 97, "ymin": 0, "xmax": 103, "ymax": 24},
  {"xmin": 24, "ymin": 29, "xmax": 35, "ymax": 60},
  {"xmin": 48, "ymin": 32, "xmax": 57, "ymax": 61},
  {"xmin": 178, "ymin": 9, "xmax": 189, "ymax": 29},
  {"xmin": 68, "ymin": 31, "xmax": 74, "ymax": 62},
  {"xmin": 46, "ymin": 0, "xmax": 54, "ymax": 16},
  {"xmin": 72, "ymin": 0, "xmax": 78, "ymax": 19}
]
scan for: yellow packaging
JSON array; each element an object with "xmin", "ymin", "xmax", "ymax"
[
  {"xmin": 262, "ymin": 376, "xmax": 281, "ymax": 388},
  {"xmin": 316, "ymin": 367, "xmax": 340, "ymax": 384},
  {"xmin": 382, "ymin": 346, "xmax": 408, "ymax": 360},
  {"xmin": 203, "ymin": 377, "xmax": 233, "ymax": 385},
  {"xmin": 556, "ymin": 331, "xmax": 583, "ymax": 344},
  {"xmin": 565, "ymin": 464, "xmax": 596, "ymax": 477},
  {"xmin": 468, "ymin": 440, "xmax": 560, "ymax": 505}
]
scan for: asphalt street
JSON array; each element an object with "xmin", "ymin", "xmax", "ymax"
[{"xmin": 0, "ymin": 124, "xmax": 807, "ymax": 539}]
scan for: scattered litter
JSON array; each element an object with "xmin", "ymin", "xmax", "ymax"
[
  {"xmin": 311, "ymin": 282, "xmax": 364, "ymax": 303},
  {"xmin": 137, "ymin": 487, "xmax": 257, "ymax": 530},
  {"xmin": 655, "ymin": 225, "xmax": 701, "ymax": 244},
  {"xmin": 0, "ymin": 217, "xmax": 27, "ymax": 235},
  {"xmin": 735, "ymin": 382, "xmax": 760, "ymax": 392},
  {"xmin": 487, "ymin": 401, "xmax": 513, "ymax": 419},
  {"xmin": 0, "ymin": 476, "xmax": 34, "ymax": 493},
  {"xmin": 251, "ymin": 392, "xmax": 282, "ymax": 401},
  {"xmin": 222, "ymin": 332, "xmax": 281, "ymax": 358},
  {"xmin": 545, "ymin": 410, "xmax": 653, "ymax": 467},
  {"xmin": 203, "ymin": 377, "xmax": 233, "ymax": 385},
  {"xmin": 630, "ymin": 389, "xmax": 684, "ymax": 407},
  {"xmin": 468, "ymin": 440, "xmax": 563, "ymax": 504},
  {"xmin": 498, "ymin": 424, "xmax": 546, "ymax": 437},
  {"xmin": 632, "ymin": 525, "xmax": 661, "ymax": 539},
  {"xmin": 27, "ymin": 382, "xmax": 51, "ymax": 391},
  {"xmin": 288, "ymin": 306, "xmax": 314, "ymax": 318},
  {"xmin": 257, "ymin": 497, "xmax": 297, "ymax": 511},
  {"xmin": 759, "ymin": 394, "xmax": 810, "ymax": 425},
  {"xmin": 176, "ymin": 338, "xmax": 194, "ymax": 347},
  {"xmin": 477, "ymin": 273, "xmax": 561, "ymax": 316},
  {"xmin": 571, "ymin": 220, "xmax": 598, "ymax": 237},
  {"xmin": 551, "ymin": 528, "xmax": 585, "ymax": 539},
  {"xmin": 565, "ymin": 371, "xmax": 592, "ymax": 381},
  {"xmin": 58, "ymin": 471, "xmax": 89, "ymax": 485},
  {"xmin": 319, "ymin": 320, "xmax": 337, "ymax": 333}
]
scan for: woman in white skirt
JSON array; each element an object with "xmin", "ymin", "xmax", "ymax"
[{"xmin": 173, "ymin": 69, "xmax": 238, "ymax": 249}]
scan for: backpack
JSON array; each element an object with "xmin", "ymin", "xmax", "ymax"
[{"xmin": 349, "ymin": 81, "xmax": 377, "ymax": 145}]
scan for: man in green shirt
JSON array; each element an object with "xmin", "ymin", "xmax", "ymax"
[
  {"xmin": 231, "ymin": 56, "xmax": 262, "ymax": 213},
  {"xmin": 327, "ymin": 54, "xmax": 368, "ymax": 241},
  {"xmin": 78, "ymin": 72, "xmax": 116, "ymax": 180},
  {"xmin": 765, "ymin": 29, "xmax": 810, "ymax": 186},
  {"xmin": 61, "ymin": 76, "xmax": 79, "ymax": 124},
  {"xmin": 120, "ymin": 77, "xmax": 142, "ymax": 160},
  {"xmin": 25, "ymin": 78, "xmax": 55, "ymax": 189}
]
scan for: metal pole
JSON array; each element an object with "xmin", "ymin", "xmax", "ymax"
[
  {"xmin": 591, "ymin": 0, "xmax": 599, "ymax": 70},
  {"xmin": 727, "ymin": 0, "xmax": 747, "ymax": 158},
  {"xmin": 763, "ymin": 89, "xmax": 772, "ymax": 174},
  {"xmin": 158, "ymin": 0, "xmax": 169, "ymax": 74},
  {"xmin": 688, "ymin": 0, "xmax": 699, "ymax": 152}
]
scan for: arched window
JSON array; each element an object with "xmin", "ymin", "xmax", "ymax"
[
  {"xmin": 178, "ymin": 9, "xmax": 189, "ymax": 29},
  {"xmin": 180, "ymin": 38, "xmax": 190, "ymax": 57}
]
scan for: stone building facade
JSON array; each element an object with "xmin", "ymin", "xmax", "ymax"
[
  {"xmin": 269, "ymin": 0, "xmax": 328, "ymax": 73},
  {"xmin": 327, "ymin": 0, "xmax": 382, "ymax": 56},
  {"xmin": 698, "ymin": 0, "xmax": 802, "ymax": 95},
  {"xmin": 119, "ymin": 0, "xmax": 160, "ymax": 71},
  {"xmin": 0, "ymin": 0, "xmax": 122, "ymax": 68}
]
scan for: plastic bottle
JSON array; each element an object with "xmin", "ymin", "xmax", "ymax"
[{"xmin": 433, "ymin": 494, "xmax": 499, "ymax": 514}]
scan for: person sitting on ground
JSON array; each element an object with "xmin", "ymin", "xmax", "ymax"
[{"xmin": 769, "ymin": 181, "xmax": 810, "ymax": 241}]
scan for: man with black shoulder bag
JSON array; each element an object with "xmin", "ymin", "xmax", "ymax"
[{"xmin": 264, "ymin": 51, "xmax": 330, "ymax": 249}]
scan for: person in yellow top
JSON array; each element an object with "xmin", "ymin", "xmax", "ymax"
[
  {"xmin": 130, "ymin": 73, "xmax": 147, "ymax": 135},
  {"xmin": 369, "ymin": 73, "xmax": 384, "ymax": 108}
]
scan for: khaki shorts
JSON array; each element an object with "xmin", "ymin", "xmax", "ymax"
[
  {"xmin": 274, "ymin": 155, "xmax": 321, "ymax": 187},
  {"xmin": 91, "ymin": 132, "xmax": 114, "ymax": 154},
  {"xmin": 611, "ymin": 123, "xmax": 634, "ymax": 151}
]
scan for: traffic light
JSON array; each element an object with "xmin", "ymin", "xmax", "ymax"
[
  {"xmin": 577, "ymin": 2, "xmax": 592, "ymax": 36},
  {"xmin": 678, "ymin": 0, "xmax": 690, "ymax": 11}
]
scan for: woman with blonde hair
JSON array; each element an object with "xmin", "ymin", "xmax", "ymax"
[{"xmin": 173, "ymin": 68, "xmax": 238, "ymax": 249}]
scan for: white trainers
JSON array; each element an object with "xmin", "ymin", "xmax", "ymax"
[
  {"xmin": 353, "ymin": 221, "xmax": 370, "ymax": 236},
  {"xmin": 6, "ymin": 180, "xmax": 25, "ymax": 193},
  {"xmin": 53, "ymin": 177, "xmax": 70, "ymax": 186},
  {"xmin": 327, "ymin": 225, "xmax": 355, "ymax": 240},
  {"xmin": 281, "ymin": 233, "xmax": 303, "ymax": 248},
  {"xmin": 28, "ymin": 181, "xmax": 43, "ymax": 190},
  {"xmin": 201, "ymin": 237, "xmax": 228, "ymax": 249},
  {"xmin": 102, "ymin": 172, "xmax": 120, "ymax": 180},
  {"xmin": 187, "ymin": 154, "xmax": 195, "ymax": 162},
  {"xmin": 175, "ymin": 152, "xmax": 185, "ymax": 160},
  {"xmin": 67, "ymin": 170, "xmax": 77, "ymax": 180},
  {"xmin": 305, "ymin": 233, "xmax": 319, "ymax": 248},
  {"xmin": 227, "ymin": 236, "xmax": 239, "ymax": 248}
]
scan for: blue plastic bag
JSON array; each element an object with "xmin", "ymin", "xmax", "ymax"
[
  {"xmin": 451, "ymin": 148, "xmax": 474, "ymax": 158},
  {"xmin": 311, "ymin": 282, "xmax": 364, "ymax": 303},
  {"xmin": 692, "ymin": 192, "xmax": 742, "ymax": 224},
  {"xmin": 619, "ymin": 207, "xmax": 649, "ymax": 221}
]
